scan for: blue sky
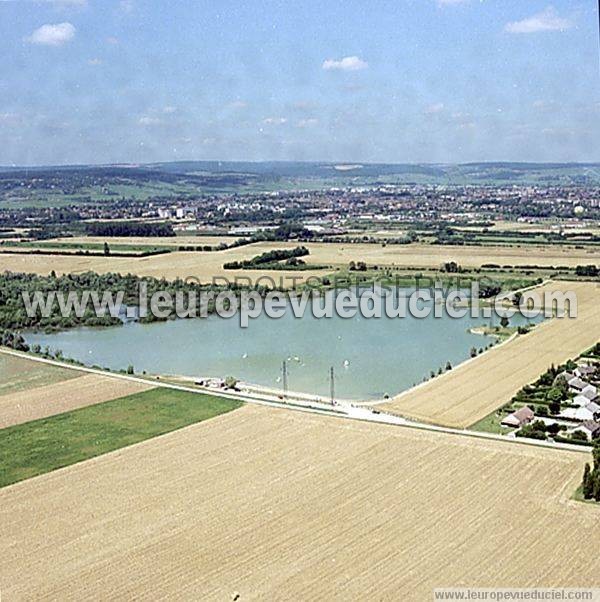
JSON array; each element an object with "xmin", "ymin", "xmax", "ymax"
[{"xmin": 0, "ymin": 0, "xmax": 598, "ymax": 165}]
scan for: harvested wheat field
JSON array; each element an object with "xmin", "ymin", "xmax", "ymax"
[
  {"xmin": 0, "ymin": 243, "xmax": 330, "ymax": 286},
  {"xmin": 1, "ymin": 241, "xmax": 598, "ymax": 285},
  {"xmin": 301, "ymin": 241, "xmax": 600, "ymax": 269},
  {"xmin": 0, "ymin": 352, "xmax": 80, "ymax": 397},
  {"xmin": 0, "ymin": 404, "xmax": 597, "ymax": 600},
  {"xmin": 0, "ymin": 368, "xmax": 153, "ymax": 429},
  {"xmin": 382, "ymin": 281, "xmax": 600, "ymax": 428}
]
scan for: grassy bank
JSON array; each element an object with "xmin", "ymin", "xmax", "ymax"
[
  {"xmin": 469, "ymin": 409, "xmax": 513, "ymax": 435},
  {"xmin": 0, "ymin": 388, "xmax": 242, "ymax": 488}
]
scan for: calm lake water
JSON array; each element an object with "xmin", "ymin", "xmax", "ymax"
[{"xmin": 26, "ymin": 291, "xmax": 541, "ymax": 400}]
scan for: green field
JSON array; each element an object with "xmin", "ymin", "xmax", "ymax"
[{"xmin": 0, "ymin": 387, "xmax": 242, "ymax": 488}]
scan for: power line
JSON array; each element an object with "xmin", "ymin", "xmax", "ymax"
[
  {"xmin": 281, "ymin": 360, "xmax": 288, "ymax": 399},
  {"xmin": 329, "ymin": 366, "xmax": 335, "ymax": 406}
]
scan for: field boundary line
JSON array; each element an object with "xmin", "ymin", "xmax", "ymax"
[{"xmin": 0, "ymin": 347, "xmax": 592, "ymax": 457}]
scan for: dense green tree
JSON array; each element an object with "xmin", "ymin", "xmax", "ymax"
[
  {"xmin": 594, "ymin": 471, "xmax": 600, "ymax": 503},
  {"xmin": 86, "ymin": 221, "xmax": 174, "ymax": 237},
  {"xmin": 581, "ymin": 441, "xmax": 600, "ymax": 502},
  {"xmin": 224, "ymin": 246, "xmax": 310, "ymax": 270},
  {"xmin": 225, "ymin": 376, "xmax": 238, "ymax": 389},
  {"xmin": 0, "ymin": 270, "xmax": 260, "ymax": 333}
]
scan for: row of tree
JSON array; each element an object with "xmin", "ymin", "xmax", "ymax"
[
  {"xmin": 582, "ymin": 443, "xmax": 600, "ymax": 501},
  {"xmin": 86, "ymin": 221, "xmax": 175, "ymax": 237},
  {"xmin": 0, "ymin": 270, "xmax": 264, "ymax": 332},
  {"xmin": 0, "ymin": 328, "xmax": 29, "ymax": 351},
  {"xmin": 575, "ymin": 265, "xmax": 599, "ymax": 277},
  {"xmin": 224, "ymin": 246, "xmax": 309, "ymax": 270}
]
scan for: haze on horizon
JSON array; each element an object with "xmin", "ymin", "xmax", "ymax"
[{"xmin": 0, "ymin": 0, "xmax": 598, "ymax": 167}]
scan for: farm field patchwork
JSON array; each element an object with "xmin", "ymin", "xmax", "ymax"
[
  {"xmin": 381, "ymin": 281, "xmax": 600, "ymax": 428},
  {"xmin": 0, "ymin": 386, "xmax": 242, "ymax": 488},
  {"xmin": 0, "ymin": 242, "xmax": 173, "ymax": 255},
  {"xmin": 0, "ymin": 242, "xmax": 331, "ymax": 285},
  {"xmin": 0, "ymin": 404, "xmax": 597, "ymax": 600},
  {"xmin": 0, "ymin": 241, "xmax": 598, "ymax": 285},
  {"xmin": 301, "ymin": 241, "xmax": 600, "ymax": 269},
  {"xmin": 0, "ymin": 364, "xmax": 153, "ymax": 428},
  {"xmin": 471, "ymin": 219, "xmax": 600, "ymax": 235}
]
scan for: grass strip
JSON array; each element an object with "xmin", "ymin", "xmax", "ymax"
[{"xmin": 0, "ymin": 388, "xmax": 242, "ymax": 488}]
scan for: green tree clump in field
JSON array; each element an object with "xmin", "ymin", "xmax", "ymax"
[{"xmin": 224, "ymin": 246, "xmax": 310, "ymax": 270}]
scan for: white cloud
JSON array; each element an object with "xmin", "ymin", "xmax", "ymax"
[
  {"xmin": 228, "ymin": 100, "xmax": 248, "ymax": 110},
  {"xmin": 292, "ymin": 101, "xmax": 317, "ymax": 111},
  {"xmin": 322, "ymin": 56, "xmax": 368, "ymax": 71},
  {"xmin": 0, "ymin": 112, "xmax": 20, "ymax": 126},
  {"xmin": 424, "ymin": 103, "xmax": 445, "ymax": 115},
  {"xmin": 436, "ymin": 0, "xmax": 468, "ymax": 5},
  {"xmin": 106, "ymin": 36, "xmax": 119, "ymax": 45},
  {"xmin": 532, "ymin": 100, "xmax": 559, "ymax": 112},
  {"xmin": 162, "ymin": 106, "xmax": 177, "ymax": 114},
  {"xmin": 0, "ymin": 0, "xmax": 88, "ymax": 6},
  {"xmin": 138, "ymin": 116, "xmax": 162, "ymax": 126},
  {"xmin": 262, "ymin": 117, "xmax": 287, "ymax": 125},
  {"xmin": 48, "ymin": 0, "xmax": 87, "ymax": 7},
  {"xmin": 296, "ymin": 118, "xmax": 319, "ymax": 128},
  {"xmin": 24, "ymin": 22, "xmax": 75, "ymax": 46},
  {"xmin": 87, "ymin": 57, "xmax": 102, "ymax": 65},
  {"xmin": 119, "ymin": 0, "xmax": 134, "ymax": 13},
  {"xmin": 505, "ymin": 7, "xmax": 572, "ymax": 34}
]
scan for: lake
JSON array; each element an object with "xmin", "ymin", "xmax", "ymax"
[{"xmin": 26, "ymin": 290, "xmax": 541, "ymax": 400}]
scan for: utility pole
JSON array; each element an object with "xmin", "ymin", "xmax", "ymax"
[
  {"xmin": 329, "ymin": 366, "xmax": 335, "ymax": 406},
  {"xmin": 282, "ymin": 360, "xmax": 288, "ymax": 399}
]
